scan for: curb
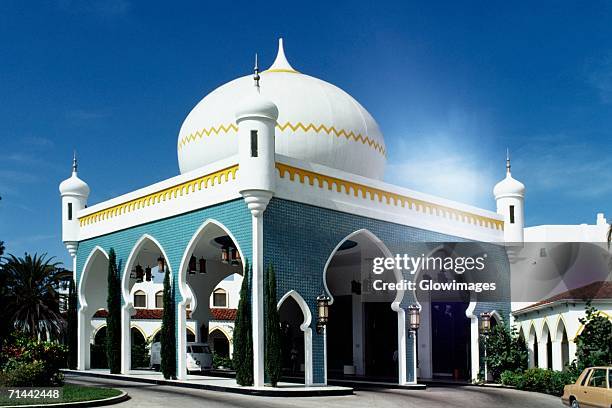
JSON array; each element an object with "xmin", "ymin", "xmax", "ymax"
[
  {"xmin": 63, "ymin": 370, "xmax": 353, "ymax": 397},
  {"xmin": 0, "ymin": 390, "xmax": 129, "ymax": 408}
]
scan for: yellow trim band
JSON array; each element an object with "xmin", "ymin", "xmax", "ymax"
[
  {"xmin": 275, "ymin": 163, "xmax": 504, "ymax": 231},
  {"xmin": 79, "ymin": 165, "xmax": 239, "ymax": 226},
  {"xmin": 178, "ymin": 121, "xmax": 386, "ymax": 156},
  {"xmin": 264, "ymin": 68, "xmax": 299, "ymax": 74}
]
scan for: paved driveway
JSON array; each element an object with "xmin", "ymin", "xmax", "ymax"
[{"xmin": 66, "ymin": 373, "xmax": 563, "ymax": 408}]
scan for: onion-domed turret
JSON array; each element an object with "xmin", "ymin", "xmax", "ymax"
[
  {"xmin": 59, "ymin": 153, "xmax": 89, "ymax": 255},
  {"xmin": 177, "ymin": 39, "xmax": 386, "ymax": 179},
  {"xmin": 494, "ymin": 151, "xmax": 525, "ymax": 243}
]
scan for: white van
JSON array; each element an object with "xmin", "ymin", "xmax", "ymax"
[{"xmin": 150, "ymin": 342, "xmax": 213, "ymax": 373}]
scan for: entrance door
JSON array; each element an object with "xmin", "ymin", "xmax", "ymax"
[
  {"xmin": 431, "ymin": 302, "xmax": 470, "ymax": 380},
  {"xmin": 364, "ymin": 302, "xmax": 398, "ymax": 379}
]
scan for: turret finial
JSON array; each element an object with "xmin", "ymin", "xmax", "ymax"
[
  {"xmin": 72, "ymin": 150, "xmax": 78, "ymax": 173},
  {"xmin": 506, "ymin": 148, "xmax": 511, "ymax": 174},
  {"xmin": 253, "ymin": 53, "xmax": 260, "ymax": 91}
]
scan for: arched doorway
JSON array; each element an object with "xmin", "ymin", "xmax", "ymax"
[
  {"xmin": 209, "ymin": 329, "xmax": 230, "ymax": 357},
  {"xmin": 121, "ymin": 235, "xmax": 170, "ymax": 373},
  {"xmin": 78, "ymin": 247, "xmax": 109, "ymax": 370},
  {"xmin": 324, "ymin": 230, "xmax": 400, "ymax": 382},
  {"xmin": 177, "ymin": 219, "xmax": 245, "ymax": 379},
  {"xmin": 91, "ymin": 326, "xmax": 107, "ymax": 369},
  {"xmin": 130, "ymin": 327, "xmax": 148, "ymax": 369},
  {"xmin": 414, "ymin": 247, "xmax": 472, "ymax": 381},
  {"xmin": 541, "ymin": 322, "xmax": 552, "ymax": 369},
  {"xmin": 278, "ymin": 290, "xmax": 312, "ymax": 384},
  {"xmin": 555, "ymin": 319, "xmax": 570, "ymax": 370}
]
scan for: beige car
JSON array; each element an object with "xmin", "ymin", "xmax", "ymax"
[{"xmin": 562, "ymin": 367, "xmax": 611, "ymax": 408}]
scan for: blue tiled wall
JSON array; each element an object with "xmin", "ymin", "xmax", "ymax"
[
  {"xmin": 263, "ymin": 198, "xmax": 510, "ymax": 383},
  {"xmin": 75, "ymin": 198, "xmax": 252, "ymax": 371}
]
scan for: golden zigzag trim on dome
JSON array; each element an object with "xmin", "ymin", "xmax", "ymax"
[
  {"xmin": 275, "ymin": 163, "xmax": 504, "ymax": 231},
  {"xmin": 78, "ymin": 165, "xmax": 239, "ymax": 226},
  {"xmin": 177, "ymin": 121, "xmax": 386, "ymax": 156}
]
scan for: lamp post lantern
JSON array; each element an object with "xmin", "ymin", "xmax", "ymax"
[
  {"xmin": 316, "ymin": 293, "xmax": 330, "ymax": 334},
  {"xmin": 480, "ymin": 312, "xmax": 492, "ymax": 382}
]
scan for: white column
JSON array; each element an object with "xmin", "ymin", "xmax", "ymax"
[
  {"xmin": 552, "ymin": 340, "xmax": 563, "ymax": 371},
  {"xmin": 304, "ymin": 328, "xmax": 313, "ymax": 386},
  {"xmin": 538, "ymin": 340, "xmax": 548, "ymax": 369},
  {"xmin": 568, "ymin": 340, "xmax": 577, "ymax": 365},
  {"xmin": 77, "ymin": 308, "xmax": 89, "ymax": 370},
  {"xmin": 120, "ymin": 306, "xmax": 131, "ymax": 374},
  {"xmin": 251, "ymin": 212, "xmax": 265, "ymax": 387},
  {"xmin": 470, "ymin": 316, "xmax": 480, "ymax": 382},
  {"xmin": 177, "ymin": 302, "xmax": 187, "ymax": 379},
  {"xmin": 527, "ymin": 339, "xmax": 536, "ymax": 368},
  {"xmin": 323, "ymin": 326, "xmax": 328, "ymax": 385}
]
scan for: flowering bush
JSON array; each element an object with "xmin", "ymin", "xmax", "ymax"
[{"xmin": 0, "ymin": 332, "xmax": 67, "ymax": 386}]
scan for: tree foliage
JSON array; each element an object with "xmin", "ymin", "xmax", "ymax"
[
  {"xmin": 0, "ymin": 253, "xmax": 64, "ymax": 340},
  {"xmin": 105, "ymin": 248, "xmax": 121, "ymax": 374},
  {"xmin": 233, "ymin": 259, "xmax": 253, "ymax": 386},
  {"xmin": 160, "ymin": 268, "xmax": 176, "ymax": 379},
  {"xmin": 265, "ymin": 264, "xmax": 282, "ymax": 386},
  {"xmin": 483, "ymin": 324, "xmax": 528, "ymax": 381},
  {"xmin": 574, "ymin": 302, "xmax": 612, "ymax": 370}
]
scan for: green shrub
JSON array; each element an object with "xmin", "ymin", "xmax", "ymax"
[
  {"xmin": 500, "ymin": 368, "xmax": 580, "ymax": 396},
  {"xmin": 483, "ymin": 324, "xmax": 528, "ymax": 382},
  {"xmin": 574, "ymin": 302, "xmax": 612, "ymax": 370},
  {"xmin": 0, "ymin": 332, "xmax": 67, "ymax": 386},
  {"xmin": 213, "ymin": 354, "xmax": 233, "ymax": 369}
]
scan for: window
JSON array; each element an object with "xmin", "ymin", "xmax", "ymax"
[
  {"xmin": 67, "ymin": 202, "xmax": 73, "ymax": 221},
  {"xmin": 155, "ymin": 291, "xmax": 163, "ymax": 308},
  {"xmin": 133, "ymin": 290, "xmax": 146, "ymax": 308},
  {"xmin": 213, "ymin": 289, "xmax": 227, "ymax": 307},
  {"xmin": 581, "ymin": 369, "xmax": 591, "ymax": 386},
  {"xmin": 509, "ymin": 205, "xmax": 515, "ymax": 224},
  {"xmin": 588, "ymin": 369, "xmax": 607, "ymax": 388},
  {"xmin": 250, "ymin": 130, "xmax": 258, "ymax": 157}
]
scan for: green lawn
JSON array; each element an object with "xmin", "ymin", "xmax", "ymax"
[{"xmin": 0, "ymin": 384, "xmax": 122, "ymax": 406}]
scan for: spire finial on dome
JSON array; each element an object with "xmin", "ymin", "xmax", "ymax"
[
  {"xmin": 267, "ymin": 38, "xmax": 297, "ymax": 73},
  {"xmin": 72, "ymin": 150, "xmax": 78, "ymax": 174},
  {"xmin": 253, "ymin": 53, "xmax": 260, "ymax": 91},
  {"xmin": 506, "ymin": 148, "xmax": 511, "ymax": 175}
]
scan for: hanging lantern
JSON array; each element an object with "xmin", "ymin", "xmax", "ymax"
[
  {"xmin": 221, "ymin": 247, "xmax": 230, "ymax": 264},
  {"xmin": 480, "ymin": 312, "xmax": 491, "ymax": 336},
  {"xmin": 199, "ymin": 257, "xmax": 206, "ymax": 274},
  {"xmin": 189, "ymin": 255, "xmax": 197, "ymax": 275},
  {"xmin": 157, "ymin": 256, "xmax": 165, "ymax": 272},
  {"xmin": 135, "ymin": 264, "xmax": 144, "ymax": 283},
  {"xmin": 316, "ymin": 293, "xmax": 331, "ymax": 334},
  {"xmin": 408, "ymin": 304, "xmax": 421, "ymax": 331},
  {"xmin": 145, "ymin": 266, "xmax": 152, "ymax": 282},
  {"xmin": 230, "ymin": 248, "xmax": 240, "ymax": 266}
]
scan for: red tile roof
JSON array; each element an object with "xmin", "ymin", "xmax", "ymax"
[
  {"xmin": 514, "ymin": 281, "xmax": 612, "ymax": 314},
  {"xmin": 210, "ymin": 308, "xmax": 237, "ymax": 321},
  {"xmin": 93, "ymin": 309, "xmax": 192, "ymax": 319}
]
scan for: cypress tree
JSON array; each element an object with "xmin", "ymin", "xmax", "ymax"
[
  {"xmin": 233, "ymin": 259, "xmax": 253, "ymax": 386},
  {"xmin": 105, "ymin": 248, "xmax": 121, "ymax": 373},
  {"xmin": 67, "ymin": 278, "xmax": 78, "ymax": 369},
  {"xmin": 265, "ymin": 264, "xmax": 282, "ymax": 386},
  {"xmin": 160, "ymin": 268, "xmax": 177, "ymax": 379}
]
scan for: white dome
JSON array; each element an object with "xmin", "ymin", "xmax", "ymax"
[
  {"xmin": 177, "ymin": 39, "xmax": 386, "ymax": 179},
  {"xmin": 59, "ymin": 155, "xmax": 90, "ymax": 197},
  {"xmin": 494, "ymin": 173, "xmax": 525, "ymax": 197},
  {"xmin": 59, "ymin": 172, "xmax": 90, "ymax": 197}
]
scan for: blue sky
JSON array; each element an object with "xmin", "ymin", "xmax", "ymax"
[{"xmin": 1, "ymin": 1, "xmax": 611, "ymax": 266}]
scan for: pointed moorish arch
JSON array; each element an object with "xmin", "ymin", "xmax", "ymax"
[
  {"xmin": 322, "ymin": 228, "xmax": 408, "ymax": 384},
  {"xmin": 277, "ymin": 290, "xmax": 313, "ymax": 385},
  {"xmin": 120, "ymin": 234, "xmax": 172, "ymax": 374},
  {"xmin": 78, "ymin": 246, "xmax": 109, "ymax": 370},
  {"xmin": 176, "ymin": 218, "xmax": 246, "ymax": 380}
]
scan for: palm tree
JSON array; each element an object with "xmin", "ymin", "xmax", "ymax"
[{"xmin": 1, "ymin": 253, "xmax": 65, "ymax": 340}]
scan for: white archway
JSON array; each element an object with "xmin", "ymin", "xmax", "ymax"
[
  {"xmin": 553, "ymin": 316, "xmax": 570, "ymax": 371},
  {"xmin": 278, "ymin": 290, "xmax": 313, "ymax": 385},
  {"xmin": 78, "ymin": 246, "xmax": 109, "ymax": 370},
  {"xmin": 176, "ymin": 219, "xmax": 246, "ymax": 380},
  {"xmin": 322, "ymin": 229, "xmax": 407, "ymax": 385},
  {"xmin": 120, "ymin": 234, "xmax": 172, "ymax": 374}
]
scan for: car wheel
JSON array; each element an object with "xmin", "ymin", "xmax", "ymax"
[{"xmin": 571, "ymin": 399, "xmax": 580, "ymax": 408}]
